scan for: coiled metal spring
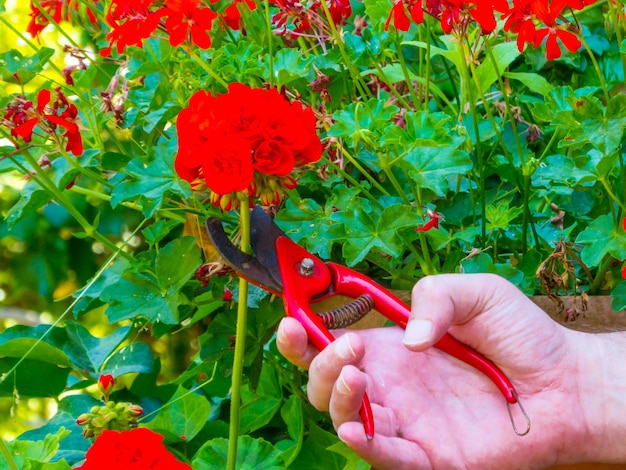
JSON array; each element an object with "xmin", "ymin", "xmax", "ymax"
[{"xmin": 317, "ymin": 295, "xmax": 374, "ymax": 329}]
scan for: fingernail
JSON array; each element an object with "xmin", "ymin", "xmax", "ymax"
[
  {"xmin": 403, "ymin": 319, "xmax": 433, "ymax": 347},
  {"xmin": 336, "ymin": 371, "xmax": 351, "ymax": 395},
  {"xmin": 335, "ymin": 334, "xmax": 356, "ymax": 361},
  {"xmin": 276, "ymin": 321, "xmax": 286, "ymax": 344}
]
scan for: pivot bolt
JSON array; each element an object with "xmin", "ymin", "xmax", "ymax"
[{"xmin": 299, "ymin": 258, "xmax": 316, "ymax": 276}]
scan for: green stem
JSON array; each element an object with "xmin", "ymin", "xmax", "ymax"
[
  {"xmin": 11, "ymin": 152, "xmax": 132, "ymax": 260},
  {"xmin": 263, "ymin": 0, "xmax": 274, "ymax": 86},
  {"xmin": 323, "ymin": 157, "xmax": 385, "ymax": 210},
  {"xmin": 186, "ymin": 48, "xmax": 230, "ymax": 90},
  {"xmin": 600, "ymin": 176, "xmax": 626, "ymax": 213},
  {"xmin": 227, "ymin": 197, "xmax": 252, "ymax": 470},
  {"xmin": 589, "ymin": 255, "xmax": 611, "ymax": 295},
  {"xmin": 394, "ymin": 34, "xmax": 420, "ymax": 108},
  {"xmin": 68, "ymin": 186, "xmax": 189, "ymax": 222},
  {"xmin": 0, "ymin": 439, "xmax": 18, "ymax": 470},
  {"xmin": 318, "ymin": 0, "xmax": 372, "ymax": 99},
  {"xmin": 579, "ymin": 35, "xmax": 610, "ymax": 103}
]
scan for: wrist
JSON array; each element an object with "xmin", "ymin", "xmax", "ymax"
[{"xmin": 570, "ymin": 331, "xmax": 626, "ymax": 463}]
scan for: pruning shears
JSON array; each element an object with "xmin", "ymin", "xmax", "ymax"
[{"xmin": 206, "ymin": 206, "xmax": 530, "ymax": 439}]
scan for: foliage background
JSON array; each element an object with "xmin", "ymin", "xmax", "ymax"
[{"xmin": 0, "ymin": 0, "xmax": 625, "ymax": 467}]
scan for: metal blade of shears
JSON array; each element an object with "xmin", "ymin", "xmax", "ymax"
[{"xmin": 205, "ymin": 214, "xmax": 283, "ymax": 295}]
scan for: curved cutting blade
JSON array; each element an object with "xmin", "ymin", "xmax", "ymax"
[{"xmin": 205, "ymin": 214, "xmax": 283, "ymax": 295}]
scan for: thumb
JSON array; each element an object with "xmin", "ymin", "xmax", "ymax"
[{"xmin": 402, "ymin": 273, "xmax": 509, "ymax": 352}]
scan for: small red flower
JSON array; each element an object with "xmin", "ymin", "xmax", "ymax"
[
  {"xmin": 3, "ymin": 88, "xmax": 83, "ymax": 155},
  {"xmin": 223, "ymin": 287, "xmax": 233, "ymax": 301},
  {"xmin": 75, "ymin": 428, "xmax": 191, "ymax": 470},
  {"xmin": 385, "ymin": 0, "xmax": 424, "ymax": 31},
  {"xmin": 211, "ymin": 0, "xmax": 257, "ymax": 30},
  {"xmin": 100, "ymin": 0, "xmax": 162, "ymax": 57},
  {"xmin": 98, "ymin": 374, "xmax": 115, "ymax": 400},
  {"xmin": 163, "ymin": 0, "xmax": 218, "ymax": 49},
  {"xmin": 532, "ymin": 0, "xmax": 581, "ymax": 59},
  {"xmin": 415, "ymin": 210, "xmax": 441, "ymax": 232}
]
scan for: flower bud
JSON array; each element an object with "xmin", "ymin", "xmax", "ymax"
[
  {"xmin": 98, "ymin": 374, "xmax": 115, "ymax": 400},
  {"xmin": 128, "ymin": 404, "xmax": 143, "ymax": 417},
  {"xmin": 76, "ymin": 413, "xmax": 91, "ymax": 426}
]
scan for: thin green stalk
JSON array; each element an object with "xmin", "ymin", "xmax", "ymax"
[
  {"xmin": 69, "ymin": 186, "xmax": 188, "ymax": 222},
  {"xmin": 0, "ymin": 439, "xmax": 18, "ymax": 470},
  {"xmin": 373, "ymin": 63, "xmax": 411, "ymax": 109},
  {"xmin": 12, "ymin": 152, "xmax": 133, "ymax": 260},
  {"xmin": 318, "ymin": 0, "xmax": 372, "ymax": 99},
  {"xmin": 323, "ymin": 157, "xmax": 385, "ymax": 210},
  {"xmin": 605, "ymin": 0, "xmax": 626, "ymax": 80},
  {"xmin": 620, "ymin": 146, "xmax": 626, "ymax": 211},
  {"xmin": 186, "ymin": 48, "xmax": 230, "ymax": 90},
  {"xmin": 423, "ymin": 21, "xmax": 431, "ymax": 112},
  {"xmin": 589, "ymin": 256, "xmax": 611, "ymax": 295},
  {"xmin": 600, "ymin": 176, "xmax": 626, "ymax": 213},
  {"xmin": 227, "ymin": 198, "xmax": 252, "ymax": 470},
  {"xmin": 579, "ymin": 35, "xmax": 610, "ymax": 103},
  {"xmin": 263, "ymin": 0, "xmax": 274, "ymax": 86},
  {"xmin": 394, "ymin": 34, "xmax": 420, "ymax": 109}
]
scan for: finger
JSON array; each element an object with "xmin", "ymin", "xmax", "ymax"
[
  {"xmin": 307, "ymin": 333, "xmax": 364, "ymax": 411},
  {"xmin": 276, "ymin": 317, "xmax": 319, "ymax": 369},
  {"xmin": 403, "ymin": 273, "xmax": 512, "ymax": 352},
  {"xmin": 328, "ymin": 365, "xmax": 367, "ymax": 430},
  {"xmin": 337, "ymin": 422, "xmax": 430, "ymax": 470}
]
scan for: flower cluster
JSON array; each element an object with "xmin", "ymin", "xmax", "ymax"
[
  {"xmin": 100, "ymin": 0, "xmax": 257, "ymax": 56},
  {"xmin": 75, "ymin": 375, "xmax": 142, "ymax": 438},
  {"xmin": 27, "ymin": 0, "xmax": 98, "ymax": 39},
  {"xmin": 76, "ymin": 428, "xmax": 192, "ymax": 469},
  {"xmin": 175, "ymin": 83, "xmax": 322, "ymax": 209},
  {"xmin": 386, "ymin": 0, "xmax": 589, "ymax": 59},
  {"xmin": 2, "ymin": 88, "xmax": 83, "ymax": 155},
  {"xmin": 270, "ymin": 0, "xmax": 353, "ymax": 38}
]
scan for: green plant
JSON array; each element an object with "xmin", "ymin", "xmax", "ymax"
[{"xmin": 0, "ymin": 0, "xmax": 625, "ymax": 468}]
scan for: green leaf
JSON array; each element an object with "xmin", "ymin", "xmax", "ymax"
[
  {"xmin": 110, "ymin": 150, "xmax": 192, "ymax": 217},
  {"xmin": 474, "ymin": 42, "xmax": 520, "ymax": 94},
  {"xmin": 611, "ymin": 281, "xmax": 626, "ymax": 312},
  {"xmin": 485, "ymin": 202, "xmax": 523, "ymax": 231},
  {"xmin": 101, "ymin": 238, "xmax": 200, "ymax": 325},
  {"xmin": 192, "ymin": 436, "xmax": 285, "ymax": 470},
  {"xmin": 503, "ymin": 72, "xmax": 552, "ymax": 97},
  {"xmin": 12, "ymin": 427, "xmax": 70, "ymax": 462},
  {"xmin": 278, "ymin": 395, "xmax": 304, "ymax": 466},
  {"xmin": 5, "ymin": 183, "xmax": 52, "ymax": 229},
  {"xmin": 328, "ymin": 98, "xmax": 399, "ymax": 148},
  {"xmin": 100, "ymin": 341, "xmax": 154, "ymax": 377},
  {"xmin": 460, "ymin": 253, "xmax": 524, "ymax": 286},
  {"xmin": 0, "ymin": 357, "xmax": 70, "ymax": 397},
  {"xmin": 62, "ymin": 322, "xmax": 130, "ymax": 377},
  {"xmin": 155, "ymin": 236, "xmax": 202, "ymax": 291},
  {"xmin": 145, "ymin": 386, "xmax": 211, "ymax": 442},
  {"xmin": 270, "ymin": 48, "xmax": 314, "ymax": 87},
  {"xmin": 290, "ymin": 425, "xmax": 345, "ymax": 469},
  {"xmin": 327, "ymin": 441, "xmax": 371, "ymax": 470},
  {"xmin": 19, "ymin": 395, "xmax": 98, "ymax": 465},
  {"xmin": 330, "ymin": 204, "xmax": 421, "ymax": 265},
  {"xmin": 576, "ymin": 214, "xmax": 626, "ymax": 267},
  {"xmin": 276, "ymin": 198, "xmax": 338, "ymax": 259},
  {"xmin": 0, "ymin": 48, "xmax": 55, "ymax": 84},
  {"xmin": 240, "ymin": 362, "xmax": 282, "ymax": 434},
  {"xmin": 400, "ymin": 146, "xmax": 473, "ymax": 197}
]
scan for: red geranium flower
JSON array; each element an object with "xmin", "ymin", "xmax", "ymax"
[
  {"xmin": 211, "ymin": 0, "xmax": 256, "ymax": 30},
  {"xmin": 27, "ymin": 0, "xmax": 99, "ymax": 39},
  {"xmin": 415, "ymin": 210, "xmax": 442, "ymax": 232},
  {"xmin": 175, "ymin": 83, "xmax": 322, "ymax": 209},
  {"xmin": 100, "ymin": 0, "xmax": 162, "ymax": 57},
  {"xmin": 75, "ymin": 428, "xmax": 191, "ymax": 470},
  {"xmin": 163, "ymin": 0, "xmax": 217, "ymax": 49},
  {"xmin": 385, "ymin": 0, "xmax": 424, "ymax": 32},
  {"xmin": 3, "ymin": 88, "xmax": 83, "ymax": 155},
  {"xmin": 532, "ymin": 0, "xmax": 581, "ymax": 60}
]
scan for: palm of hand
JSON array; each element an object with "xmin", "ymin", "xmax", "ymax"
[{"xmin": 328, "ymin": 305, "xmax": 577, "ymax": 469}]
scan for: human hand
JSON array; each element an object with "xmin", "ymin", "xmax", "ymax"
[{"xmin": 276, "ymin": 273, "xmax": 607, "ymax": 469}]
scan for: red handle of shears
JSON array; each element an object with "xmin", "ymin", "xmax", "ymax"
[
  {"xmin": 327, "ymin": 262, "xmax": 518, "ymax": 404},
  {"xmin": 275, "ymin": 237, "xmax": 521, "ymax": 439}
]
